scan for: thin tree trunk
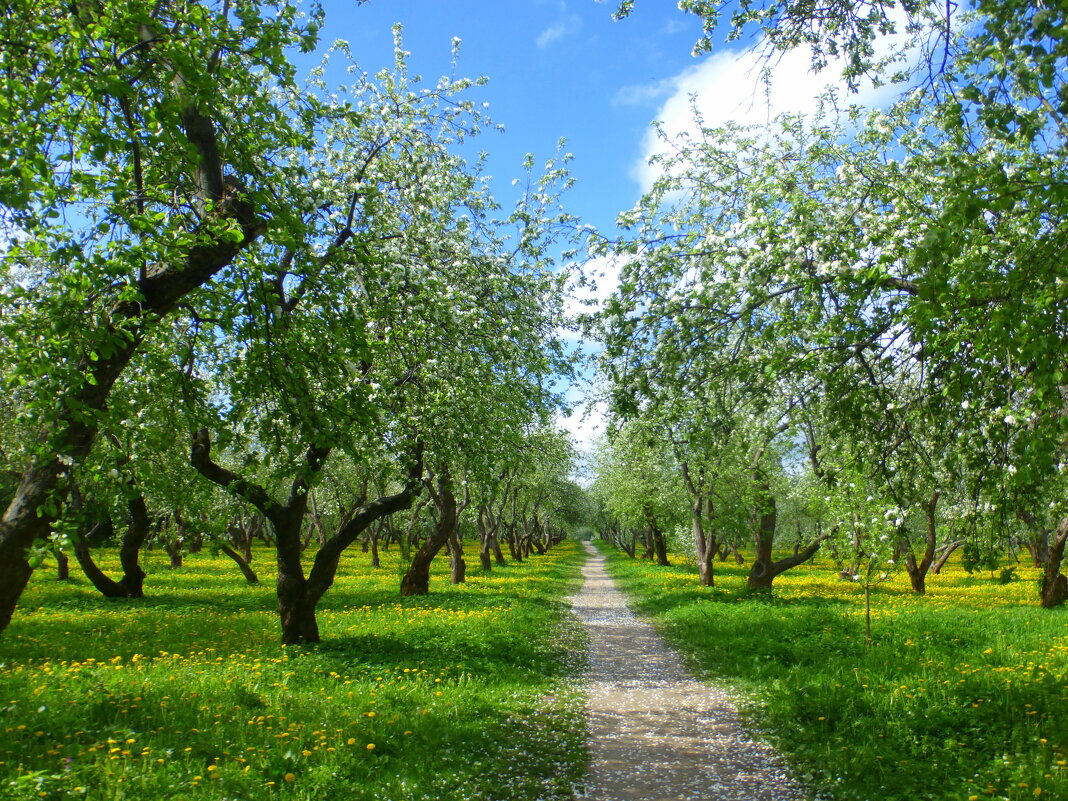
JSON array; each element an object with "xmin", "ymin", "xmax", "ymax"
[
  {"xmin": 370, "ymin": 524, "xmax": 381, "ymax": 568},
  {"xmin": 217, "ymin": 542, "xmax": 259, "ymax": 583},
  {"xmin": 477, "ymin": 507, "xmax": 494, "ymax": 571},
  {"xmin": 55, "ymin": 550, "xmax": 70, "ymax": 581},
  {"xmin": 678, "ymin": 464, "xmax": 712, "ymax": 584},
  {"xmin": 930, "ymin": 539, "xmax": 966, "ymax": 575}
]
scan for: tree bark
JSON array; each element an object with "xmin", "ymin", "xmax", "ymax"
[
  {"xmin": 217, "ymin": 542, "xmax": 259, "ymax": 583},
  {"xmin": 930, "ymin": 539, "xmax": 966, "ymax": 574},
  {"xmin": 227, "ymin": 514, "xmax": 261, "ymax": 564},
  {"xmin": 505, "ymin": 525, "xmax": 523, "ymax": 562},
  {"xmin": 746, "ymin": 484, "xmax": 830, "ymax": 591},
  {"xmin": 649, "ymin": 522, "xmax": 670, "ymax": 566},
  {"xmin": 693, "ymin": 497, "xmax": 716, "ymax": 587},
  {"xmin": 1040, "ymin": 518, "xmax": 1068, "ymax": 609},
  {"xmin": 401, "ymin": 470, "xmax": 457, "ymax": 596},
  {"xmin": 477, "ymin": 506, "xmax": 494, "ymax": 571},
  {"xmin": 73, "ymin": 487, "xmax": 151, "ymax": 599},
  {"xmin": 1025, "ymin": 529, "xmax": 1050, "ymax": 567},
  {"xmin": 164, "ymin": 540, "xmax": 183, "ymax": 569},
  {"xmin": 191, "ymin": 428, "xmax": 330, "ymax": 644},
  {"xmin": 448, "ymin": 532, "xmax": 467, "ymax": 584},
  {"xmin": 747, "ymin": 488, "xmax": 779, "ymax": 591},
  {"xmin": 55, "ymin": 550, "xmax": 69, "ymax": 581},
  {"xmin": 901, "ymin": 491, "xmax": 939, "ymax": 595},
  {"xmin": 681, "ymin": 465, "xmax": 713, "ymax": 585},
  {"xmin": 490, "ymin": 534, "xmax": 506, "ymax": 566},
  {"xmin": 641, "ymin": 523, "xmax": 654, "ymax": 560}
]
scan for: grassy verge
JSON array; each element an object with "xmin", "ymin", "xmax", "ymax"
[
  {"xmin": 598, "ymin": 543, "xmax": 1068, "ymax": 801},
  {"xmin": 0, "ymin": 541, "xmax": 587, "ymax": 801}
]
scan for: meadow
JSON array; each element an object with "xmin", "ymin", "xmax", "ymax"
[
  {"xmin": 0, "ymin": 542, "xmax": 587, "ymax": 801},
  {"xmin": 599, "ymin": 543, "xmax": 1068, "ymax": 801}
]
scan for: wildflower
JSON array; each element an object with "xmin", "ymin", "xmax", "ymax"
[
  {"xmin": 366, "ymin": 743, "xmax": 376, "ymax": 751},
  {"xmin": 284, "ymin": 773, "xmax": 295, "ymax": 783}
]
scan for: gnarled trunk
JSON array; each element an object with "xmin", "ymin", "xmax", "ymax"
[
  {"xmin": 401, "ymin": 472, "xmax": 457, "ymax": 597},
  {"xmin": 491, "ymin": 536, "xmax": 506, "ymax": 566},
  {"xmin": 650, "ymin": 523, "xmax": 669, "ymax": 566},
  {"xmin": 1025, "ymin": 529, "xmax": 1050, "ymax": 568},
  {"xmin": 165, "ymin": 540, "xmax": 183, "ymax": 569},
  {"xmin": 217, "ymin": 542, "xmax": 259, "ymax": 584},
  {"xmin": 692, "ymin": 496, "xmax": 715, "ymax": 587},
  {"xmin": 74, "ymin": 490, "xmax": 152, "ymax": 599},
  {"xmin": 448, "ymin": 532, "xmax": 467, "ymax": 584},
  {"xmin": 930, "ymin": 539, "xmax": 966, "ymax": 575},
  {"xmin": 506, "ymin": 525, "xmax": 523, "ymax": 562},
  {"xmin": 747, "ymin": 485, "xmax": 830, "ymax": 591},
  {"xmin": 277, "ymin": 572, "xmax": 320, "ymax": 645},
  {"xmin": 1040, "ymin": 518, "xmax": 1068, "ymax": 610},
  {"xmin": 747, "ymin": 490, "xmax": 779, "ymax": 591},
  {"xmin": 901, "ymin": 491, "xmax": 940, "ymax": 595}
]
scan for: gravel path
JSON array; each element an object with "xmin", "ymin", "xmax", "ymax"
[{"xmin": 572, "ymin": 543, "xmax": 807, "ymax": 801}]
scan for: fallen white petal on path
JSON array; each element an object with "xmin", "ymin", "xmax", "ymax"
[{"xmin": 572, "ymin": 542, "xmax": 807, "ymax": 801}]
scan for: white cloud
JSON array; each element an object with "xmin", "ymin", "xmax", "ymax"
[
  {"xmin": 661, "ymin": 18, "xmax": 690, "ymax": 36},
  {"xmin": 558, "ymin": 395, "xmax": 607, "ymax": 475},
  {"xmin": 556, "ymin": 253, "xmax": 625, "ymax": 469},
  {"xmin": 631, "ymin": 27, "xmax": 914, "ymax": 191},
  {"xmin": 537, "ymin": 2, "xmax": 581, "ymax": 49},
  {"xmin": 613, "ymin": 76, "xmax": 677, "ymax": 107},
  {"xmin": 562, "ymin": 253, "xmax": 625, "ymax": 323}
]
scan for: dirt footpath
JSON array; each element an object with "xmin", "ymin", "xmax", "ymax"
[{"xmin": 571, "ymin": 543, "xmax": 807, "ymax": 801}]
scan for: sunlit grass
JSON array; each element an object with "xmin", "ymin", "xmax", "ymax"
[
  {"xmin": 600, "ymin": 544, "xmax": 1068, "ymax": 801},
  {"xmin": 0, "ymin": 542, "xmax": 587, "ymax": 800}
]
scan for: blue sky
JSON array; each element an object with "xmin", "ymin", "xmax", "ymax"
[
  {"xmin": 316, "ymin": 0, "xmax": 709, "ymax": 235},
  {"xmin": 310, "ymin": 1, "xmax": 904, "ymax": 456}
]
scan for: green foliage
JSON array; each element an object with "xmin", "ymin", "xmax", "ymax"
[
  {"xmin": 594, "ymin": 0, "xmax": 1068, "ymax": 583},
  {"xmin": 614, "ymin": 0, "xmax": 935, "ymax": 88}
]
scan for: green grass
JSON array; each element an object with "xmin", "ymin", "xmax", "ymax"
[
  {"xmin": 0, "ymin": 542, "xmax": 588, "ymax": 801},
  {"xmin": 598, "ymin": 543, "xmax": 1068, "ymax": 801}
]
